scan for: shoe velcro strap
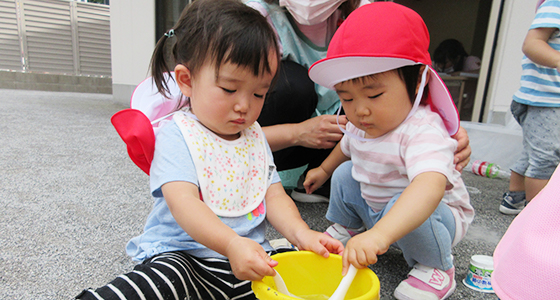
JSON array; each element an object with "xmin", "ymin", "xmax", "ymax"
[
  {"xmin": 407, "ymin": 264, "xmax": 450, "ymax": 291},
  {"xmin": 326, "ymin": 223, "xmax": 351, "ymax": 238}
]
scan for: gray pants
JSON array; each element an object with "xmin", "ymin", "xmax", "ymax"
[{"xmin": 511, "ymin": 101, "xmax": 560, "ymax": 179}]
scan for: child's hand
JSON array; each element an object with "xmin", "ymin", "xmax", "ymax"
[
  {"xmin": 293, "ymin": 228, "xmax": 345, "ymax": 257},
  {"xmin": 341, "ymin": 229, "xmax": 391, "ymax": 275},
  {"xmin": 225, "ymin": 236, "xmax": 278, "ymax": 281},
  {"xmin": 303, "ymin": 167, "xmax": 330, "ymax": 194}
]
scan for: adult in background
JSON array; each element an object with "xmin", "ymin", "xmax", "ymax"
[{"xmin": 433, "ymin": 38, "xmax": 481, "ymax": 74}]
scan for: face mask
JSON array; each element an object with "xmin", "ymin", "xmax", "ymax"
[{"xmin": 279, "ymin": 0, "xmax": 346, "ymax": 25}]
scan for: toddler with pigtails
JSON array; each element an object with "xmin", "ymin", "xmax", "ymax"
[{"xmin": 75, "ymin": 0, "xmax": 343, "ymax": 299}]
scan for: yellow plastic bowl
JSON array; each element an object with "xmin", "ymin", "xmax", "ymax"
[{"xmin": 252, "ymin": 251, "xmax": 380, "ymax": 300}]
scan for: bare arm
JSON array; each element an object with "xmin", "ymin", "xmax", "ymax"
[
  {"xmin": 262, "ymin": 115, "xmax": 347, "ymax": 152},
  {"xmin": 162, "ymin": 181, "xmax": 277, "ymax": 281},
  {"xmin": 522, "ymin": 27, "xmax": 560, "ymax": 71},
  {"xmin": 341, "ymin": 172, "xmax": 447, "ymax": 274}
]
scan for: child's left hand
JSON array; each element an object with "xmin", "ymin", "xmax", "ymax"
[{"xmin": 292, "ymin": 229, "xmax": 345, "ymax": 257}]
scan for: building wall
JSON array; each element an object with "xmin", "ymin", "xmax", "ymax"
[
  {"xmin": 110, "ymin": 0, "xmax": 155, "ymax": 106},
  {"xmin": 0, "ymin": 0, "xmax": 112, "ymax": 93}
]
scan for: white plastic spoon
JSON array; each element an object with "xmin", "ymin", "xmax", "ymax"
[
  {"xmin": 273, "ymin": 270, "xmax": 302, "ymax": 299},
  {"xmin": 329, "ymin": 265, "xmax": 358, "ymax": 300}
]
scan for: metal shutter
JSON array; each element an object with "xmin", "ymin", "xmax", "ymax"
[
  {"xmin": 0, "ymin": 0, "xmax": 22, "ymax": 71},
  {"xmin": 76, "ymin": 2, "xmax": 110, "ymax": 76}
]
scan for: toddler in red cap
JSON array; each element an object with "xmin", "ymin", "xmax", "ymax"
[{"xmin": 305, "ymin": 2, "xmax": 475, "ymax": 299}]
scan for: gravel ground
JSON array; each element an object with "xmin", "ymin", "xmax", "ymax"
[{"xmin": 0, "ymin": 89, "xmax": 514, "ymax": 299}]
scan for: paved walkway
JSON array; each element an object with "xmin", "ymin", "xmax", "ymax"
[{"xmin": 0, "ymin": 89, "xmax": 514, "ymax": 299}]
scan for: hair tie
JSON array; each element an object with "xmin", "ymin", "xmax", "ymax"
[{"xmin": 164, "ymin": 29, "xmax": 175, "ymax": 38}]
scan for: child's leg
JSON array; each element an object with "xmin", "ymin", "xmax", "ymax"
[
  {"xmin": 502, "ymin": 101, "xmax": 530, "ymax": 214},
  {"xmin": 326, "ymin": 161, "xmax": 372, "ymax": 229},
  {"xmin": 75, "ymin": 251, "xmax": 256, "ymax": 300},
  {"xmin": 525, "ymin": 177, "xmax": 549, "ymax": 201},
  {"xmin": 391, "ymin": 201, "xmax": 457, "ymax": 300},
  {"xmin": 390, "ymin": 201, "xmax": 456, "ymax": 270},
  {"xmin": 522, "ymin": 105, "xmax": 560, "ymax": 200},
  {"xmin": 508, "ymin": 170, "xmax": 525, "ymax": 192},
  {"xmin": 508, "ymin": 104, "xmax": 560, "ymax": 202}
]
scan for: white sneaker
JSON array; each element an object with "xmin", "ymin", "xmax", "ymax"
[
  {"xmin": 269, "ymin": 238, "xmax": 298, "ymax": 251},
  {"xmin": 325, "ymin": 223, "xmax": 365, "ymax": 246}
]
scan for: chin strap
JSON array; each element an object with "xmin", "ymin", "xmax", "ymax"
[{"xmin": 403, "ymin": 65, "xmax": 428, "ymax": 124}]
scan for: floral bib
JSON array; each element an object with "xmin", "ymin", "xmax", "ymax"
[{"xmin": 173, "ymin": 111, "xmax": 273, "ymax": 217}]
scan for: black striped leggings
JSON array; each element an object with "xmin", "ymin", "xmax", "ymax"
[{"xmin": 76, "ymin": 250, "xmax": 287, "ymax": 300}]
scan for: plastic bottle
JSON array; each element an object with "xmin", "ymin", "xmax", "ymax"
[{"xmin": 469, "ymin": 160, "xmax": 511, "ymax": 179}]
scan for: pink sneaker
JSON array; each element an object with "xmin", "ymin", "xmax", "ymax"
[{"xmin": 394, "ymin": 264, "xmax": 456, "ymax": 300}]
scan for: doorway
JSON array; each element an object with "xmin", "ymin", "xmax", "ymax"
[{"xmin": 396, "ymin": 0, "xmax": 495, "ymax": 122}]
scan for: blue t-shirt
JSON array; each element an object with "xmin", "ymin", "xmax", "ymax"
[
  {"xmin": 513, "ymin": 0, "xmax": 560, "ymax": 107},
  {"xmin": 126, "ymin": 120, "xmax": 280, "ymax": 262}
]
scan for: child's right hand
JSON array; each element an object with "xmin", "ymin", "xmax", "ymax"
[
  {"xmin": 341, "ymin": 229, "xmax": 391, "ymax": 276},
  {"xmin": 303, "ymin": 167, "xmax": 330, "ymax": 194},
  {"xmin": 225, "ymin": 236, "xmax": 278, "ymax": 281}
]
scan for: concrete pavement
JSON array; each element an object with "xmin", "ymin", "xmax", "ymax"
[{"xmin": 0, "ymin": 89, "xmax": 514, "ymax": 299}]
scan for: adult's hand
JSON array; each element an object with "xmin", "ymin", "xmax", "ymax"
[
  {"xmin": 262, "ymin": 115, "xmax": 347, "ymax": 152},
  {"xmin": 296, "ymin": 115, "xmax": 347, "ymax": 149},
  {"xmin": 452, "ymin": 126, "xmax": 471, "ymax": 172}
]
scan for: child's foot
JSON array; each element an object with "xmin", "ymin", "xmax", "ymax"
[
  {"xmin": 324, "ymin": 223, "xmax": 365, "ymax": 246},
  {"xmin": 499, "ymin": 191, "xmax": 526, "ymax": 215},
  {"xmin": 269, "ymin": 238, "xmax": 298, "ymax": 251},
  {"xmin": 291, "ymin": 186, "xmax": 330, "ymax": 203},
  {"xmin": 394, "ymin": 264, "xmax": 456, "ymax": 300},
  {"xmin": 290, "ymin": 175, "xmax": 330, "ymax": 203}
]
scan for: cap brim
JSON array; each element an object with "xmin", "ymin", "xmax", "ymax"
[
  {"xmin": 427, "ymin": 67, "xmax": 459, "ymax": 136},
  {"xmin": 309, "ymin": 57, "xmax": 459, "ymax": 135},
  {"xmin": 111, "ymin": 109, "xmax": 155, "ymax": 175},
  {"xmin": 309, "ymin": 56, "xmax": 417, "ymax": 90}
]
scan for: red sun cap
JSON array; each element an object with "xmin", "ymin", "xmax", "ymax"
[{"xmin": 309, "ymin": 2, "xmax": 459, "ymax": 135}]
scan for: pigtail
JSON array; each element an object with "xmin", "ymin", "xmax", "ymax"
[{"xmin": 150, "ymin": 31, "xmax": 175, "ymax": 98}]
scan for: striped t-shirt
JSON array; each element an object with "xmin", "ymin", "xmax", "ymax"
[
  {"xmin": 340, "ymin": 105, "xmax": 474, "ymax": 246},
  {"xmin": 513, "ymin": 0, "xmax": 560, "ymax": 107}
]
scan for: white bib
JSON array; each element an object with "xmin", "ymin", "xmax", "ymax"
[{"xmin": 173, "ymin": 111, "xmax": 273, "ymax": 217}]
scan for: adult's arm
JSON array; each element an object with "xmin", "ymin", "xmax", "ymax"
[
  {"xmin": 262, "ymin": 115, "xmax": 347, "ymax": 152},
  {"xmin": 452, "ymin": 126, "xmax": 471, "ymax": 172}
]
